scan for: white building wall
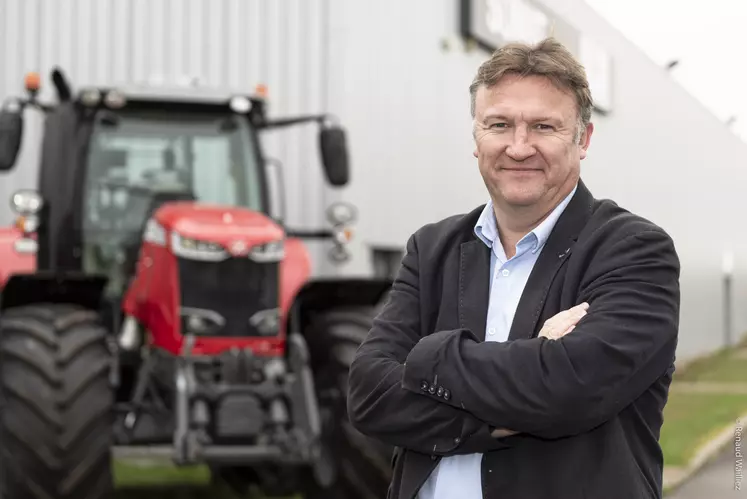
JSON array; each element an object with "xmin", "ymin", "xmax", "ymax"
[
  {"xmin": 326, "ymin": 0, "xmax": 747, "ymax": 362},
  {"xmin": 0, "ymin": 0, "xmax": 743, "ymax": 361}
]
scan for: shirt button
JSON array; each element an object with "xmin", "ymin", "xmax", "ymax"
[
  {"xmin": 443, "ymin": 389, "xmax": 451, "ymax": 400},
  {"xmin": 502, "ymin": 269, "xmax": 510, "ymax": 277},
  {"xmin": 421, "ymin": 381, "xmax": 429, "ymax": 391},
  {"xmin": 488, "ymin": 327, "xmax": 495, "ymax": 335},
  {"xmin": 454, "ymin": 437, "xmax": 461, "ymax": 444},
  {"xmin": 429, "ymin": 384, "xmax": 436, "ymax": 395}
]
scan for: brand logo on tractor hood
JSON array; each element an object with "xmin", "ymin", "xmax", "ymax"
[{"xmin": 229, "ymin": 240, "xmax": 248, "ymax": 256}]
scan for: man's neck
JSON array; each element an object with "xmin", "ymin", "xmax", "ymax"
[
  {"xmin": 492, "ymin": 188, "xmax": 573, "ymax": 259},
  {"xmin": 493, "ymin": 206, "xmax": 551, "ymax": 259}
]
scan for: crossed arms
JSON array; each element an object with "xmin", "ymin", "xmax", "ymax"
[{"xmin": 346, "ymin": 228, "xmax": 680, "ymax": 456}]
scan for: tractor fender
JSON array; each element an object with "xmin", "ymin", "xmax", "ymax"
[
  {"xmin": 0, "ymin": 271, "xmax": 108, "ymax": 312},
  {"xmin": 288, "ymin": 277, "xmax": 392, "ymax": 334},
  {"xmin": 0, "ymin": 227, "xmax": 36, "ymax": 289}
]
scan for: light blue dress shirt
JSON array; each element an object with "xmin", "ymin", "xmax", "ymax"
[{"xmin": 417, "ymin": 184, "xmax": 577, "ymax": 499}]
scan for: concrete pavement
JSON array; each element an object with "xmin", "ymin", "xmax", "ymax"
[{"xmin": 666, "ymin": 447, "xmax": 743, "ymax": 498}]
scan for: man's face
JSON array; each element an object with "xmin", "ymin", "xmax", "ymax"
[{"xmin": 473, "ymin": 74, "xmax": 593, "ymax": 212}]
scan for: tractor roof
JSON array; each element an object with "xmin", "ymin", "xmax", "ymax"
[
  {"xmin": 70, "ymin": 82, "xmax": 269, "ymax": 116},
  {"xmin": 85, "ymin": 84, "xmax": 264, "ymax": 105}
]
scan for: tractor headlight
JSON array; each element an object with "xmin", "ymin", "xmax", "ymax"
[
  {"xmin": 171, "ymin": 232, "xmax": 228, "ymax": 261},
  {"xmin": 11, "ymin": 189, "xmax": 44, "ymax": 216},
  {"xmin": 180, "ymin": 307, "xmax": 225, "ymax": 336},
  {"xmin": 143, "ymin": 218, "xmax": 167, "ymax": 246},
  {"xmin": 326, "ymin": 201, "xmax": 357, "ymax": 226},
  {"xmin": 104, "ymin": 89, "xmax": 127, "ymax": 109},
  {"xmin": 248, "ymin": 240, "xmax": 285, "ymax": 263},
  {"xmin": 80, "ymin": 88, "xmax": 102, "ymax": 107},
  {"xmin": 11, "ymin": 190, "xmax": 43, "ymax": 252}
]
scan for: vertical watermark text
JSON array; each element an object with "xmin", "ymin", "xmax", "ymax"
[{"xmin": 736, "ymin": 418, "xmax": 743, "ymax": 491}]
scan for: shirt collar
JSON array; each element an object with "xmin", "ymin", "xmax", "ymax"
[{"xmin": 474, "ymin": 183, "xmax": 578, "ymax": 255}]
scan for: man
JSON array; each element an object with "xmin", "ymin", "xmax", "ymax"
[{"xmin": 347, "ymin": 37, "xmax": 680, "ymax": 499}]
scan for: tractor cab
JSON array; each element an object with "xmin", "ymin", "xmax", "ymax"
[
  {"xmin": 76, "ymin": 90, "xmax": 270, "ymax": 310},
  {"xmin": 0, "ymin": 70, "xmax": 355, "ymax": 335}
]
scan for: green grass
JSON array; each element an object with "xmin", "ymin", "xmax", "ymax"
[
  {"xmin": 115, "ymin": 460, "xmax": 211, "ymax": 487},
  {"xmin": 659, "ymin": 390, "xmax": 747, "ymax": 466},
  {"xmin": 114, "ymin": 460, "xmax": 222, "ymax": 499},
  {"xmin": 113, "ymin": 459, "xmax": 300, "ymax": 499},
  {"xmin": 660, "ymin": 343, "xmax": 747, "ymax": 467},
  {"xmin": 660, "ymin": 344, "xmax": 747, "ymax": 466},
  {"xmin": 674, "ymin": 346, "xmax": 747, "ymax": 383}
]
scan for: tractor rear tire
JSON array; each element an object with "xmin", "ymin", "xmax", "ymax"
[
  {"xmin": 0, "ymin": 303, "xmax": 114, "ymax": 499},
  {"xmin": 302, "ymin": 305, "xmax": 394, "ymax": 499}
]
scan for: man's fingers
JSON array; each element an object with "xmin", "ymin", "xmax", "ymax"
[
  {"xmin": 491, "ymin": 428, "xmax": 519, "ymax": 438},
  {"xmin": 543, "ymin": 303, "xmax": 589, "ymax": 326},
  {"xmin": 539, "ymin": 303, "xmax": 589, "ymax": 339},
  {"xmin": 568, "ymin": 302, "xmax": 590, "ymax": 316}
]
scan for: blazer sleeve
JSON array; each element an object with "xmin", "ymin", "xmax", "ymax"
[
  {"xmin": 400, "ymin": 228, "xmax": 680, "ymax": 439},
  {"xmin": 347, "ymin": 231, "xmax": 509, "ymax": 455}
]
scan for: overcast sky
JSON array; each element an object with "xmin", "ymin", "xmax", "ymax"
[{"xmin": 584, "ymin": 0, "xmax": 747, "ymax": 142}]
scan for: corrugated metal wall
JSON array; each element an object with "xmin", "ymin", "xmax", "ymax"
[{"xmin": 0, "ymin": 0, "xmax": 335, "ymax": 274}]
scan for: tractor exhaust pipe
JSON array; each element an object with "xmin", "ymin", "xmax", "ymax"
[{"xmin": 51, "ymin": 68, "xmax": 72, "ymax": 102}]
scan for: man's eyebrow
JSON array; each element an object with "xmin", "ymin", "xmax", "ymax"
[
  {"xmin": 530, "ymin": 116, "xmax": 563, "ymax": 124},
  {"xmin": 481, "ymin": 114, "xmax": 510, "ymax": 123},
  {"xmin": 481, "ymin": 114, "xmax": 564, "ymax": 125}
]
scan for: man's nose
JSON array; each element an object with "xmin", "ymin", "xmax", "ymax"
[{"xmin": 505, "ymin": 128, "xmax": 536, "ymax": 161}]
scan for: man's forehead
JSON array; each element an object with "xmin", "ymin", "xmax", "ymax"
[{"xmin": 475, "ymin": 81, "xmax": 576, "ymax": 121}]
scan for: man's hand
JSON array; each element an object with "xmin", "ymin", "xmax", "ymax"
[
  {"xmin": 538, "ymin": 302, "xmax": 589, "ymax": 339},
  {"xmin": 491, "ymin": 303, "xmax": 589, "ymax": 439}
]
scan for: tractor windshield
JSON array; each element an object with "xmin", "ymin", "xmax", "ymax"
[{"xmin": 81, "ymin": 109, "xmax": 265, "ymax": 297}]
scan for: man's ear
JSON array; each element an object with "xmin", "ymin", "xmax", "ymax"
[{"xmin": 579, "ymin": 122, "xmax": 594, "ymax": 160}]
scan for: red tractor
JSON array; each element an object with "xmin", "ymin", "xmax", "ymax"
[{"xmin": 0, "ymin": 69, "xmax": 393, "ymax": 499}]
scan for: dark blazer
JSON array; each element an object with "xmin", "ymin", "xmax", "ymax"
[{"xmin": 347, "ymin": 180, "xmax": 680, "ymax": 499}]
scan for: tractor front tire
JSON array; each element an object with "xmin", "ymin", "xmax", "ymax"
[
  {"xmin": 0, "ymin": 303, "xmax": 114, "ymax": 499},
  {"xmin": 303, "ymin": 306, "xmax": 394, "ymax": 499}
]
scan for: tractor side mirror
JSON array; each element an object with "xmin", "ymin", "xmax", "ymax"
[
  {"xmin": 0, "ymin": 101, "xmax": 24, "ymax": 172},
  {"xmin": 319, "ymin": 125, "xmax": 350, "ymax": 187}
]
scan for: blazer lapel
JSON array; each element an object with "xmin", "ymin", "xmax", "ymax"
[
  {"xmin": 507, "ymin": 180, "xmax": 595, "ymax": 341},
  {"xmin": 506, "ymin": 233, "xmax": 574, "ymax": 341},
  {"xmin": 458, "ymin": 239, "xmax": 491, "ymax": 342}
]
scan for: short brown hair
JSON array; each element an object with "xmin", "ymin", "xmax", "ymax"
[{"xmin": 469, "ymin": 37, "xmax": 593, "ymax": 129}]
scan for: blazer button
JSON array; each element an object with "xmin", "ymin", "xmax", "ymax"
[
  {"xmin": 429, "ymin": 385, "xmax": 436, "ymax": 395},
  {"xmin": 443, "ymin": 389, "xmax": 451, "ymax": 400},
  {"xmin": 437, "ymin": 386, "xmax": 444, "ymax": 397},
  {"xmin": 420, "ymin": 380, "xmax": 429, "ymax": 391}
]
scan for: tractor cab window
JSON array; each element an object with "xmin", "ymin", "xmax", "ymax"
[{"xmin": 81, "ymin": 109, "xmax": 264, "ymax": 298}]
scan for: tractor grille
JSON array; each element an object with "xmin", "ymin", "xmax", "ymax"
[{"xmin": 177, "ymin": 256, "xmax": 280, "ymax": 337}]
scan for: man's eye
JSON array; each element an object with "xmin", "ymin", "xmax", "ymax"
[
  {"xmin": 490, "ymin": 123, "xmax": 508, "ymax": 129},
  {"xmin": 535, "ymin": 123, "xmax": 554, "ymax": 130}
]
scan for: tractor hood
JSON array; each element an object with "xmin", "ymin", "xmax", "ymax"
[{"xmin": 155, "ymin": 202, "xmax": 284, "ymax": 248}]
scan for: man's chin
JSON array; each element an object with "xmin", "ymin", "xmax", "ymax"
[{"xmin": 497, "ymin": 188, "xmax": 544, "ymax": 208}]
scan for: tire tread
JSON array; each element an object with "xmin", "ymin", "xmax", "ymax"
[{"xmin": 0, "ymin": 303, "xmax": 114, "ymax": 499}]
